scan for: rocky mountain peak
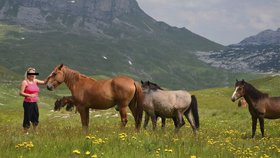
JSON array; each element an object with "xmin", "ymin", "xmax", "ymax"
[
  {"xmin": 238, "ymin": 28, "xmax": 280, "ymax": 46},
  {"xmin": 0, "ymin": 0, "xmax": 143, "ymax": 33},
  {"xmin": 197, "ymin": 28, "xmax": 280, "ymax": 73}
]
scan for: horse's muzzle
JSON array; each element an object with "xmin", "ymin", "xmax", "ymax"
[
  {"xmin": 47, "ymin": 84, "xmax": 54, "ymax": 91},
  {"xmin": 54, "ymin": 106, "xmax": 60, "ymax": 111}
]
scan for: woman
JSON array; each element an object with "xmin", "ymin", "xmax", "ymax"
[{"xmin": 19, "ymin": 67, "xmax": 46, "ymax": 134}]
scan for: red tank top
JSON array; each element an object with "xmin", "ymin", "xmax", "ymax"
[{"xmin": 24, "ymin": 81, "xmax": 40, "ymax": 102}]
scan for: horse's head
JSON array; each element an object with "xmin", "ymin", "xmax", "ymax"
[
  {"xmin": 141, "ymin": 80, "xmax": 163, "ymax": 91},
  {"xmin": 54, "ymin": 98, "xmax": 63, "ymax": 111},
  {"xmin": 54, "ymin": 96, "xmax": 74, "ymax": 111},
  {"xmin": 46, "ymin": 64, "xmax": 65, "ymax": 91},
  {"xmin": 231, "ymin": 79, "xmax": 245, "ymax": 102}
]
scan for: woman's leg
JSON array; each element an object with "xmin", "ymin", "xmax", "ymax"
[
  {"xmin": 30, "ymin": 102, "xmax": 39, "ymax": 132},
  {"xmin": 23, "ymin": 102, "xmax": 31, "ymax": 134}
]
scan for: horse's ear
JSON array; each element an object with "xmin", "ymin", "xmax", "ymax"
[
  {"xmin": 236, "ymin": 79, "xmax": 238, "ymax": 82},
  {"xmin": 58, "ymin": 64, "xmax": 64, "ymax": 70},
  {"xmin": 141, "ymin": 80, "xmax": 144, "ymax": 84},
  {"xmin": 241, "ymin": 79, "xmax": 245, "ymax": 84},
  {"xmin": 147, "ymin": 81, "xmax": 150, "ymax": 85}
]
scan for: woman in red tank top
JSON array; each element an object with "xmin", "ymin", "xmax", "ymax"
[{"xmin": 19, "ymin": 67, "xmax": 46, "ymax": 134}]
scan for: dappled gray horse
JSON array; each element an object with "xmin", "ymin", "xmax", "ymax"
[{"xmin": 141, "ymin": 81, "xmax": 199, "ymax": 133}]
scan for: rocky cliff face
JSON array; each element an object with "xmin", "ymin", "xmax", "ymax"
[{"xmin": 0, "ymin": 0, "xmax": 143, "ymax": 33}]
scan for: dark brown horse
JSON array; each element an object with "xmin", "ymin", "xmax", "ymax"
[
  {"xmin": 143, "ymin": 113, "xmax": 186, "ymax": 129},
  {"xmin": 143, "ymin": 113, "xmax": 166, "ymax": 129},
  {"xmin": 46, "ymin": 64, "xmax": 144, "ymax": 130},
  {"xmin": 231, "ymin": 79, "xmax": 280, "ymax": 138},
  {"xmin": 54, "ymin": 96, "xmax": 75, "ymax": 112}
]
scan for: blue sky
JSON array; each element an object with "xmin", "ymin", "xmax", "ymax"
[{"xmin": 137, "ymin": 0, "xmax": 280, "ymax": 45}]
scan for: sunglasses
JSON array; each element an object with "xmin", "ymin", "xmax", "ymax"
[{"xmin": 27, "ymin": 72, "xmax": 39, "ymax": 76}]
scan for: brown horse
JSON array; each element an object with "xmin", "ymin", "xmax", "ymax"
[
  {"xmin": 46, "ymin": 64, "xmax": 144, "ymax": 130},
  {"xmin": 231, "ymin": 79, "xmax": 280, "ymax": 138}
]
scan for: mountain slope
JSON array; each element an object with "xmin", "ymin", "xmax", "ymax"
[
  {"xmin": 0, "ymin": 0, "xmax": 255, "ymax": 90},
  {"xmin": 0, "ymin": 65, "xmax": 20, "ymax": 81}
]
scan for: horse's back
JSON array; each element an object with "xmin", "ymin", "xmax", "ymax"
[
  {"xmin": 163, "ymin": 90, "xmax": 191, "ymax": 108},
  {"xmin": 111, "ymin": 76, "xmax": 136, "ymax": 101},
  {"xmin": 77, "ymin": 76, "xmax": 136, "ymax": 108},
  {"xmin": 173, "ymin": 90, "xmax": 192, "ymax": 109},
  {"xmin": 151, "ymin": 90, "xmax": 191, "ymax": 105},
  {"xmin": 264, "ymin": 97, "xmax": 280, "ymax": 119},
  {"xmin": 111, "ymin": 76, "xmax": 135, "ymax": 84},
  {"xmin": 111, "ymin": 76, "xmax": 135, "ymax": 90}
]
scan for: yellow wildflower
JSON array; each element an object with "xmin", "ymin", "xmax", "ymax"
[
  {"xmin": 73, "ymin": 149, "xmax": 81, "ymax": 155},
  {"xmin": 173, "ymin": 138, "xmax": 179, "ymax": 142},
  {"xmin": 164, "ymin": 149, "xmax": 173, "ymax": 152},
  {"xmin": 91, "ymin": 154, "xmax": 97, "ymax": 158},
  {"xmin": 85, "ymin": 151, "xmax": 91, "ymax": 155}
]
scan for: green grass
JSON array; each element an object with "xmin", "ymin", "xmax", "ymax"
[{"xmin": 1, "ymin": 76, "xmax": 280, "ymax": 157}]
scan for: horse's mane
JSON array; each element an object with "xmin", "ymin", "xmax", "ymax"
[
  {"xmin": 244, "ymin": 81, "xmax": 269, "ymax": 100},
  {"xmin": 146, "ymin": 81, "xmax": 164, "ymax": 91},
  {"xmin": 63, "ymin": 66, "xmax": 96, "ymax": 83}
]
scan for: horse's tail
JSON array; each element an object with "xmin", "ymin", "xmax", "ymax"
[
  {"xmin": 190, "ymin": 95, "xmax": 199, "ymax": 129},
  {"xmin": 130, "ymin": 82, "xmax": 144, "ymax": 130}
]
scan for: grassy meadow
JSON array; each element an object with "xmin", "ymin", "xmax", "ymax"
[{"xmin": 1, "ymin": 76, "xmax": 280, "ymax": 158}]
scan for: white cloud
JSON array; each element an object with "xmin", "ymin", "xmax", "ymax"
[{"xmin": 137, "ymin": 0, "xmax": 280, "ymax": 45}]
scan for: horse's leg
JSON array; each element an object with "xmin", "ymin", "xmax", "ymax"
[
  {"xmin": 151, "ymin": 115, "xmax": 157, "ymax": 130},
  {"xmin": 184, "ymin": 111, "xmax": 197, "ymax": 134},
  {"xmin": 175, "ymin": 111, "xmax": 184, "ymax": 131},
  {"xmin": 85, "ymin": 107, "xmax": 89, "ymax": 128},
  {"xmin": 119, "ymin": 104, "xmax": 128, "ymax": 128},
  {"xmin": 251, "ymin": 116, "xmax": 257, "ymax": 138},
  {"xmin": 259, "ymin": 115, "xmax": 265, "ymax": 137},
  {"xmin": 178, "ymin": 111, "xmax": 184, "ymax": 128},
  {"xmin": 77, "ymin": 105, "xmax": 88, "ymax": 133},
  {"xmin": 161, "ymin": 117, "xmax": 166, "ymax": 128},
  {"xmin": 143, "ymin": 112, "xmax": 149, "ymax": 129},
  {"xmin": 172, "ymin": 117, "xmax": 178, "ymax": 128},
  {"xmin": 181, "ymin": 117, "xmax": 185, "ymax": 126},
  {"xmin": 128, "ymin": 100, "xmax": 138, "ymax": 128}
]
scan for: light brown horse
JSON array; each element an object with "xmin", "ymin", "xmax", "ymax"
[
  {"xmin": 46, "ymin": 64, "xmax": 144, "ymax": 130},
  {"xmin": 231, "ymin": 79, "xmax": 280, "ymax": 138}
]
